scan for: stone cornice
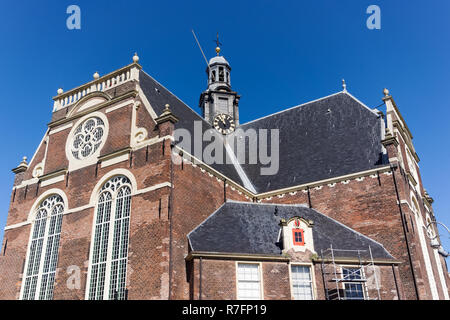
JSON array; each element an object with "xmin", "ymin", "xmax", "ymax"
[
  {"xmin": 313, "ymin": 257, "xmax": 401, "ymax": 265},
  {"xmin": 39, "ymin": 168, "xmax": 67, "ymax": 182},
  {"xmin": 98, "ymin": 147, "xmax": 132, "ymax": 162},
  {"xmin": 256, "ymin": 165, "xmax": 392, "ymax": 200},
  {"xmin": 185, "ymin": 251, "xmax": 290, "ymax": 262}
]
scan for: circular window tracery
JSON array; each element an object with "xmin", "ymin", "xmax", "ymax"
[{"xmin": 70, "ymin": 117, "xmax": 105, "ymax": 160}]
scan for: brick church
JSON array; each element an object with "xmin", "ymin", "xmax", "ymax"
[{"xmin": 0, "ymin": 45, "xmax": 449, "ymax": 300}]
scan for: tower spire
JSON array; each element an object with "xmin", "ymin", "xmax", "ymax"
[{"xmin": 214, "ymin": 32, "xmax": 222, "ymax": 56}]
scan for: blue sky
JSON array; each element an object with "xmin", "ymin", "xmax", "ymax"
[{"xmin": 0, "ymin": 0, "xmax": 449, "ymax": 262}]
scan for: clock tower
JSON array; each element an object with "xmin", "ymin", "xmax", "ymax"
[{"xmin": 199, "ymin": 43, "xmax": 240, "ymax": 128}]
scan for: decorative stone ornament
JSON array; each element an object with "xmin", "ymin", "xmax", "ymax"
[
  {"xmin": 12, "ymin": 156, "xmax": 28, "ymax": 174},
  {"xmin": 133, "ymin": 52, "xmax": 139, "ymax": 63},
  {"xmin": 93, "ymin": 72, "xmax": 100, "ymax": 80},
  {"xmin": 155, "ymin": 104, "xmax": 179, "ymax": 125},
  {"xmin": 57, "ymin": 88, "xmax": 64, "ymax": 95}
]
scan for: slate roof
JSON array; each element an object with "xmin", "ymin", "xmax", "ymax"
[
  {"xmin": 139, "ymin": 71, "xmax": 388, "ymax": 194},
  {"xmin": 237, "ymin": 92, "xmax": 387, "ymax": 193},
  {"xmin": 187, "ymin": 201, "xmax": 395, "ymax": 261}
]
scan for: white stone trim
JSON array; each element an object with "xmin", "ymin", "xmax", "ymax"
[
  {"xmin": 40, "ymin": 173, "xmax": 66, "ymax": 187},
  {"xmin": 105, "ymin": 98, "xmax": 134, "ymax": 113},
  {"xmin": 410, "ymin": 194, "xmax": 439, "ymax": 299},
  {"xmin": 27, "ymin": 129, "xmax": 49, "ymax": 168},
  {"xmin": 5, "ymin": 181, "xmax": 170, "ymax": 231},
  {"xmin": 100, "ymin": 153, "xmax": 129, "ymax": 168},
  {"xmin": 134, "ymin": 182, "xmax": 172, "ymax": 195},
  {"xmin": 49, "ymin": 123, "xmax": 73, "ymax": 135}
]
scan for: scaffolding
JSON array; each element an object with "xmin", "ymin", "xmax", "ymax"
[{"xmin": 320, "ymin": 244, "xmax": 381, "ymax": 300}]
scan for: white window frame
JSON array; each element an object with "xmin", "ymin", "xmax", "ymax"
[
  {"xmin": 20, "ymin": 194, "xmax": 65, "ymax": 300},
  {"xmin": 85, "ymin": 175, "xmax": 132, "ymax": 300},
  {"xmin": 235, "ymin": 262, "xmax": 263, "ymax": 300},
  {"xmin": 340, "ymin": 266, "xmax": 366, "ymax": 300},
  {"xmin": 289, "ymin": 263, "xmax": 315, "ymax": 300}
]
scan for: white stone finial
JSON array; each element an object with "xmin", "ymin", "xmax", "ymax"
[
  {"xmin": 342, "ymin": 79, "xmax": 347, "ymax": 92},
  {"xmin": 57, "ymin": 88, "xmax": 63, "ymax": 95},
  {"xmin": 133, "ymin": 52, "xmax": 139, "ymax": 63},
  {"xmin": 20, "ymin": 156, "xmax": 28, "ymax": 166},
  {"xmin": 383, "ymin": 88, "xmax": 390, "ymax": 97},
  {"xmin": 93, "ymin": 71, "xmax": 100, "ymax": 80}
]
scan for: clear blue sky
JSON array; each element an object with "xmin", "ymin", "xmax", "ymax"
[{"xmin": 0, "ymin": 0, "xmax": 449, "ymax": 262}]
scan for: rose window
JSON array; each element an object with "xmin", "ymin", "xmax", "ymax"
[{"xmin": 71, "ymin": 117, "xmax": 105, "ymax": 160}]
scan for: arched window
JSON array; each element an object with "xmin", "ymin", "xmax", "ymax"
[
  {"xmin": 21, "ymin": 194, "xmax": 65, "ymax": 300},
  {"xmin": 87, "ymin": 175, "xmax": 132, "ymax": 300}
]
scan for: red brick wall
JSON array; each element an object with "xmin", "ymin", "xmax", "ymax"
[{"xmin": 171, "ymin": 158, "xmax": 249, "ymax": 299}]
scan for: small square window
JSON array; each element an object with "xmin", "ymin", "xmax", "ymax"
[{"xmin": 292, "ymin": 229, "xmax": 304, "ymax": 246}]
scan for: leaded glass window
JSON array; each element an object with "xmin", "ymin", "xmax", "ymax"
[
  {"xmin": 21, "ymin": 195, "xmax": 64, "ymax": 300},
  {"xmin": 71, "ymin": 117, "xmax": 105, "ymax": 160},
  {"xmin": 87, "ymin": 176, "xmax": 131, "ymax": 300}
]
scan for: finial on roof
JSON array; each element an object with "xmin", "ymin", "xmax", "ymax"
[
  {"xmin": 93, "ymin": 71, "xmax": 100, "ymax": 80},
  {"xmin": 12, "ymin": 156, "xmax": 29, "ymax": 174},
  {"xmin": 342, "ymin": 79, "xmax": 347, "ymax": 92},
  {"xmin": 214, "ymin": 32, "xmax": 222, "ymax": 56},
  {"xmin": 155, "ymin": 103, "xmax": 179, "ymax": 125},
  {"xmin": 57, "ymin": 88, "xmax": 63, "ymax": 95},
  {"xmin": 383, "ymin": 88, "xmax": 390, "ymax": 97},
  {"xmin": 133, "ymin": 52, "xmax": 139, "ymax": 63}
]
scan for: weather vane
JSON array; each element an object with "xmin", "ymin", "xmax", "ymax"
[{"xmin": 214, "ymin": 32, "xmax": 222, "ymax": 55}]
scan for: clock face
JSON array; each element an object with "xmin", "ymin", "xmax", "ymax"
[{"xmin": 213, "ymin": 113, "xmax": 235, "ymax": 135}]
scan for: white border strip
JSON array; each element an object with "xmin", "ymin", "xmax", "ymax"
[{"xmin": 4, "ymin": 181, "xmax": 172, "ymax": 231}]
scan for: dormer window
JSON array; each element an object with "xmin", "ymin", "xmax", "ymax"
[
  {"xmin": 280, "ymin": 217, "xmax": 313, "ymax": 252},
  {"xmin": 292, "ymin": 228, "xmax": 305, "ymax": 246}
]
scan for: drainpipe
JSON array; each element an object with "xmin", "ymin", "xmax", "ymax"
[
  {"xmin": 199, "ymin": 257, "xmax": 203, "ymax": 300},
  {"xmin": 168, "ymin": 142, "xmax": 175, "ymax": 300},
  {"xmin": 392, "ymin": 264, "xmax": 401, "ymax": 300}
]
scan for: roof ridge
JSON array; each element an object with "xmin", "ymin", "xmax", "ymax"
[
  {"xmin": 239, "ymin": 91, "xmax": 343, "ymax": 126},
  {"xmin": 140, "ymin": 70, "xmax": 212, "ymax": 126}
]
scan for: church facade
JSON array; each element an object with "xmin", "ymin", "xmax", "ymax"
[{"xmin": 0, "ymin": 48, "xmax": 449, "ymax": 300}]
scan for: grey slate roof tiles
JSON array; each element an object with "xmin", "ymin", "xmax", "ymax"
[
  {"xmin": 139, "ymin": 71, "xmax": 387, "ymax": 194},
  {"xmin": 187, "ymin": 201, "xmax": 395, "ymax": 261}
]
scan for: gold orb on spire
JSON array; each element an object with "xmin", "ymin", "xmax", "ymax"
[{"xmin": 214, "ymin": 32, "xmax": 222, "ymax": 56}]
